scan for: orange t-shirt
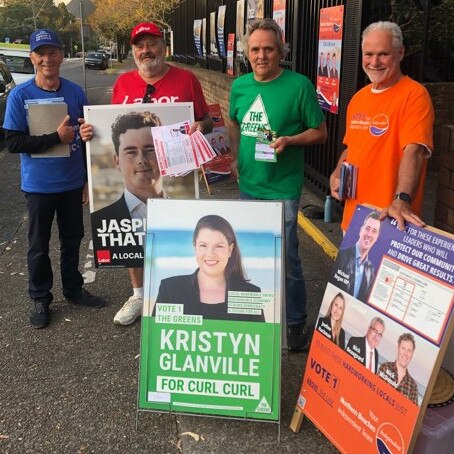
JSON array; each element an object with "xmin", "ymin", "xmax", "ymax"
[{"xmin": 342, "ymin": 76, "xmax": 434, "ymax": 231}]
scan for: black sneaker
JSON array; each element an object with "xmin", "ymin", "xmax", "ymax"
[
  {"xmin": 287, "ymin": 322, "xmax": 312, "ymax": 352},
  {"xmin": 66, "ymin": 288, "xmax": 106, "ymax": 308},
  {"xmin": 30, "ymin": 300, "xmax": 50, "ymax": 329}
]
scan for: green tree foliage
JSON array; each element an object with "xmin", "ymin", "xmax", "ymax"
[
  {"xmin": 0, "ymin": 1, "xmax": 79, "ymax": 54},
  {"xmin": 88, "ymin": 0, "xmax": 182, "ymax": 60}
]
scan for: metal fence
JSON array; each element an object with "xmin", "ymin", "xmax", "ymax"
[{"xmin": 169, "ymin": 0, "xmax": 453, "ymax": 198}]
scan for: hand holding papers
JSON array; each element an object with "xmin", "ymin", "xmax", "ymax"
[
  {"xmin": 338, "ymin": 161, "xmax": 358, "ymax": 200},
  {"xmin": 151, "ymin": 121, "xmax": 216, "ymax": 176}
]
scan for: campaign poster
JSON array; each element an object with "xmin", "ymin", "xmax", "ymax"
[
  {"xmin": 217, "ymin": 5, "xmax": 227, "ymax": 58},
  {"xmin": 227, "ymin": 33, "xmax": 235, "ymax": 76},
  {"xmin": 316, "ymin": 6, "xmax": 344, "ymax": 114},
  {"xmin": 202, "ymin": 18, "xmax": 207, "ymax": 57},
  {"xmin": 85, "ymin": 103, "xmax": 196, "ymax": 268},
  {"xmin": 272, "ymin": 0, "xmax": 286, "ymax": 42},
  {"xmin": 203, "ymin": 104, "xmax": 233, "ymax": 184},
  {"xmin": 193, "ymin": 19, "xmax": 203, "ymax": 57},
  {"xmin": 295, "ymin": 205, "xmax": 454, "ymax": 453},
  {"xmin": 236, "ymin": 0, "xmax": 245, "ymax": 60},
  {"xmin": 210, "ymin": 12, "xmax": 219, "ymax": 57},
  {"xmin": 247, "ymin": 0, "xmax": 264, "ymax": 22},
  {"xmin": 139, "ymin": 199, "xmax": 283, "ymax": 421}
]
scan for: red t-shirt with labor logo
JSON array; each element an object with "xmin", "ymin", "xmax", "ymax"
[
  {"xmin": 111, "ymin": 65, "xmax": 209, "ymax": 121},
  {"xmin": 342, "ymin": 76, "xmax": 434, "ymax": 230}
]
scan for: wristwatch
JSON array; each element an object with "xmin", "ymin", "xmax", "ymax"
[{"xmin": 394, "ymin": 192, "xmax": 412, "ymax": 204}]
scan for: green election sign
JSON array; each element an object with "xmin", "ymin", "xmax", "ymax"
[{"xmin": 139, "ymin": 199, "xmax": 283, "ymax": 420}]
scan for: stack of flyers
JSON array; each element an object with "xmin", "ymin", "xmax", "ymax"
[
  {"xmin": 151, "ymin": 121, "xmax": 217, "ymax": 177},
  {"xmin": 338, "ymin": 161, "xmax": 358, "ymax": 200},
  {"xmin": 255, "ymin": 129, "xmax": 277, "ymax": 162}
]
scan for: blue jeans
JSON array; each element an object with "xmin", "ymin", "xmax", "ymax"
[{"xmin": 239, "ymin": 193, "xmax": 307, "ymax": 326}]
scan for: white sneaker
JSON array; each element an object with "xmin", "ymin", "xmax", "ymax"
[{"xmin": 113, "ymin": 295, "xmax": 143, "ymax": 325}]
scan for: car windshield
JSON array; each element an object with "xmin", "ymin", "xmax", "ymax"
[{"xmin": 0, "ymin": 55, "xmax": 34, "ymax": 75}]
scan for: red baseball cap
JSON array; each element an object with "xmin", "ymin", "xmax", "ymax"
[{"xmin": 130, "ymin": 22, "xmax": 163, "ymax": 43}]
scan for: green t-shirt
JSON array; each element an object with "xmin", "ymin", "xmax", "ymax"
[{"xmin": 229, "ymin": 70, "xmax": 325, "ymax": 199}]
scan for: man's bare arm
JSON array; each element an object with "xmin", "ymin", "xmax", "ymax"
[
  {"xmin": 379, "ymin": 143, "xmax": 429, "ymax": 230},
  {"xmin": 228, "ymin": 118, "xmax": 241, "ymax": 179}
]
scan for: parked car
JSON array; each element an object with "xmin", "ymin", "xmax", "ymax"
[
  {"xmin": 85, "ymin": 51, "xmax": 108, "ymax": 70},
  {"xmin": 75, "ymin": 51, "xmax": 86, "ymax": 58},
  {"xmin": 96, "ymin": 49, "xmax": 110, "ymax": 60},
  {"xmin": 0, "ymin": 48, "xmax": 34, "ymax": 85},
  {"xmin": 0, "ymin": 60, "xmax": 16, "ymax": 149}
]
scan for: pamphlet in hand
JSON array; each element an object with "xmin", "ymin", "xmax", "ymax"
[
  {"xmin": 254, "ymin": 128, "xmax": 277, "ymax": 162},
  {"xmin": 27, "ymin": 100, "xmax": 69, "ymax": 158},
  {"xmin": 151, "ymin": 121, "xmax": 216, "ymax": 177},
  {"xmin": 338, "ymin": 161, "xmax": 358, "ymax": 200}
]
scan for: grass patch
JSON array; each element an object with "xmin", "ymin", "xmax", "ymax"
[
  {"xmin": 0, "ymin": 42, "xmax": 29, "ymax": 50},
  {"xmin": 104, "ymin": 61, "xmax": 125, "ymax": 75}
]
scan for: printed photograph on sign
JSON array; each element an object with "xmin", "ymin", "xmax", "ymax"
[
  {"xmin": 217, "ymin": 5, "xmax": 226, "ymax": 57},
  {"xmin": 247, "ymin": 0, "xmax": 264, "ymax": 21},
  {"xmin": 295, "ymin": 205, "xmax": 454, "ymax": 454},
  {"xmin": 203, "ymin": 104, "xmax": 233, "ymax": 184},
  {"xmin": 272, "ymin": 0, "xmax": 286, "ymax": 41},
  {"xmin": 193, "ymin": 19, "xmax": 203, "ymax": 57},
  {"xmin": 236, "ymin": 0, "xmax": 245, "ymax": 59},
  {"xmin": 316, "ymin": 6, "xmax": 344, "ymax": 113},
  {"xmin": 210, "ymin": 12, "xmax": 218, "ymax": 57},
  {"xmin": 84, "ymin": 103, "xmax": 195, "ymax": 268},
  {"xmin": 139, "ymin": 199, "xmax": 283, "ymax": 421}
]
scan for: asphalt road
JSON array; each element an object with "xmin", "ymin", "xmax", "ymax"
[{"xmin": 0, "ymin": 62, "xmax": 339, "ymax": 453}]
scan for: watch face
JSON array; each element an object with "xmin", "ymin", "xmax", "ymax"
[{"xmin": 396, "ymin": 193, "xmax": 411, "ymax": 203}]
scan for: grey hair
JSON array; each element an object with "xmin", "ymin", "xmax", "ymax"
[
  {"xmin": 243, "ymin": 18, "xmax": 290, "ymax": 59},
  {"xmin": 362, "ymin": 21, "xmax": 403, "ymax": 49},
  {"xmin": 370, "ymin": 316, "xmax": 385, "ymax": 330}
]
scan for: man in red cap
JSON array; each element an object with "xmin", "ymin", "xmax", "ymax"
[{"xmin": 111, "ymin": 22, "xmax": 212, "ymax": 326}]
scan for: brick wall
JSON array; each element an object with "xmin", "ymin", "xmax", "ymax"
[
  {"xmin": 172, "ymin": 63, "xmax": 233, "ymax": 124},
  {"xmin": 435, "ymin": 124, "xmax": 454, "ymax": 234},
  {"xmin": 425, "ymin": 83, "xmax": 454, "ymax": 169}
]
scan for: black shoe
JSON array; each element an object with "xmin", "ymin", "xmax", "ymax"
[
  {"xmin": 66, "ymin": 288, "xmax": 106, "ymax": 308},
  {"xmin": 287, "ymin": 322, "xmax": 312, "ymax": 352},
  {"xmin": 30, "ymin": 300, "xmax": 50, "ymax": 329}
]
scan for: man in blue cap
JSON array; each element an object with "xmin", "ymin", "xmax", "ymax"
[{"xmin": 4, "ymin": 29, "xmax": 106, "ymax": 329}]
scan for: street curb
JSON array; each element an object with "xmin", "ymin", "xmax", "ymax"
[{"xmin": 297, "ymin": 210, "xmax": 338, "ymax": 260}]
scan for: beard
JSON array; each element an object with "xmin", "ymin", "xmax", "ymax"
[{"xmin": 134, "ymin": 53, "xmax": 166, "ymax": 76}]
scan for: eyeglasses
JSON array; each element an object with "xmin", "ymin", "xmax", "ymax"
[
  {"xmin": 369, "ymin": 326, "xmax": 383, "ymax": 338},
  {"xmin": 142, "ymin": 84, "xmax": 156, "ymax": 103}
]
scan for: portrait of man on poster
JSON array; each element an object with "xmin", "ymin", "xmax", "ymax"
[
  {"xmin": 330, "ymin": 211, "xmax": 381, "ymax": 302},
  {"xmin": 90, "ymin": 111, "xmax": 162, "ymax": 267},
  {"xmin": 345, "ymin": 316, "xmax": 385, "ymax": 372}
]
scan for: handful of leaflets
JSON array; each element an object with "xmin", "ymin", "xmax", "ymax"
[
  {"xmin": 255, "ymin": 128, "xmax": 277, "ymax": 162},
  {"xmin": 151, "ymin": 121, "xmax": 216, "ymax": 177},
  {"xmin": 338, "ymin": 161, "xmax": 358, "ymax": 200}
]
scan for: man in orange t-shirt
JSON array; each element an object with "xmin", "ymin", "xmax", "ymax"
[{"xmin": 330, "ymin": 21, "xmax": 434, "ymax": 231}]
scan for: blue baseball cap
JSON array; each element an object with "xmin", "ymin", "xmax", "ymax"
[{"xmin": 30, "ymin": 29, "xmax": 62, "ymax": 52}]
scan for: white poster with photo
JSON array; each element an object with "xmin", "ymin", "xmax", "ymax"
[{"xmin": 84, "ymin": 103, "xmax": 197, "ymax": 268}]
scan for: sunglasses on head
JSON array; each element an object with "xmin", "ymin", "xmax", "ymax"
[{"xmin": 142, "ymin": 84, "xmax": 156, "ymax": 103}]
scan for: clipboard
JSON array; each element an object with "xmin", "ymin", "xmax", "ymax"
[{"xmin": 29, "ymin": 102, "xmax": 70, "ymax": 158}]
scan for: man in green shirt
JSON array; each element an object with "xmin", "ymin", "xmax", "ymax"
[{"xmin": 229, "ymin": 18, "xmax": 327, "ymax": 351}]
